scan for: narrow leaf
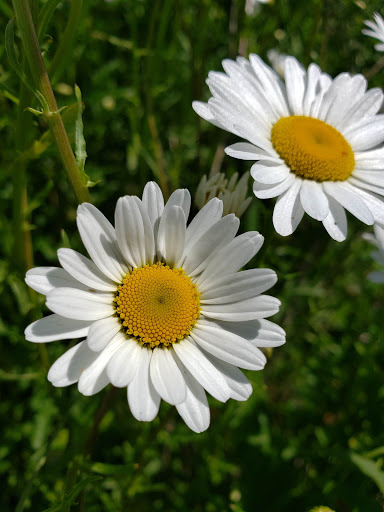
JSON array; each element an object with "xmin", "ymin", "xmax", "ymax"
[
  {"xmin": 351, "ymin": 452, "xmax": 384, "ymax": 494},
  {"xmin": 37, "ymin": 0, "xmax": 63, "ymax": 42},
  {"xmin": 74, "ymin": 84, "xmax": 87, "ymax": 173},
  {"xmin": 5, "ymin": 18, "xmax": 37, "ymax": 98}
]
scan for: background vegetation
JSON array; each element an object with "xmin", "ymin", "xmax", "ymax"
[{"xmin": 1, "ymin": 0, "xmax": 384, "ymax": 510}]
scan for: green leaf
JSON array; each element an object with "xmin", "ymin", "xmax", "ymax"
[
  {"xmin": 351, "ymin": 452, "xmax": 384, "ymax": 494},
  {"xmin": 41, "ymin": 476, "xmax": 102, "ymax": 512},
  {"xmin": 0, "ymin": 0, "xmax": 13, "ymax": 18},
  {"xmin": 5, "ymin": 18, "xmax": 36, "ymax": 97},
  {"xmin": 37, "ymin": 0, "xmax": 63, "ymax": 42},
  {"xmin": 74, "ymin": 84, "xmax": 87, "ymax": 173},
  {"xmin": 5, "ymin": 18, "xmax": 47, "ymax": 110},
  {"xmin": 7, "ymin": 274, "xmax": 33, "ymax": 316},
  {"xmin": 89, "ymin": 462, "xmax": 134, "ymax": 476}
]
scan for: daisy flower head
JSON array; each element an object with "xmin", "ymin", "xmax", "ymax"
[
  {"xmin": 25, "ymin": 182, "xmax": 285, "ymax": 433},
  {"xmin": 195, "ymin": 171, "xmax": 252, "ymax": 218},
  {"xmin": 362, "ymin": 12, "xmax": 384, "ymax": 52},
  {"xmin": 193, "ymin": 55, "xmax": 384, "ymax": 241}
]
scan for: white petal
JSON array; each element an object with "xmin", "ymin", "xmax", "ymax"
[
  {"xmin": 201, "ymin": 269, "xmax": 277, "ymax": 304},
  {"xmin": 192, "ymin": 101, "xmax": 227, "ymax": 130},
  {"xmin": 46, "ymin": 288, "xmax": 115, "ymax": 320},
  {"xmin": 340, "ymin": 88, "xmax": 383, "ymax": 129},
  {"xmin": 174, "ymin": 359, "xmax": 210, "ymax": 433},
  {"xmin": 323, "ymin": 182, "xmax": 374, "ymax": 225},
  {"xmin": 236, "ymin": 231, "xmax": 265, "ymax": 261},
  {"xmin": 57, "ymin": 249, "xmax": 117, "ymax": 292},
  {"xmin": 115, "ymin": 196, "xmax": 155, "ymax": 268},
  {"xmin": 107, "ymin": 338, "xmax": 142, "ymax": 387},
  {"xmin": 348, "ymin": 176, "xmax": 384, "ymax": 196},
  {"xmin": 200, "ymin": 317, "xmax": 286, "ymax": 348},
  {"xmin": 250, "ymin": 161, "xmax": 289, "ymax": 184},
  {"xmin": 77, "ymin": 203, "xmax": 128, "ymax": 282},
  {"xmin": 142, "ymin": 181, "xmax": 164, "ymax": 237},
  {"xmin": 225, "ymin": 142, "xmax": 279, "ymax": 161},
  {"xmin": 25, "ymin": 314, "xmax": 92, "ymax": 343},
  {"xmin": 173, "ymin": 338, "xmax": 230, "ymax": 402},
  {"xmin": 351, "ymin": 187, "xmax": 384, "ymax": 224},
  {"xmin": 165, "ymin": 188, "xmax": 191, "ymax": 221},
  {"xmin": 302, "ymin": 63, "xmax": 322, "ymax": 116},
  {"xmin": 249, "ymin": 54, "xmax": 289, "ymax": 118},
  {"xmin": 344, "ymin": 116, "xmax": 384, "ymax": 151},
  {"xmin": 184, "ymin": 198, "xmax": 223, "ymax": 255},
  {"xmin": 202, "ymin": 351, "xmax": 252, "ymax": 401},
  {"xmin": 78, "ymin": 332, "xmax": 125, "ymax": 396},
  {"xmin": 322, "ymin": 194, "xmax": 348, "ymax": 242},
  {"xmin": 253, "ymin": 174, "xmax": 295, "ymax": 199},
  {"xmin": 196, "ymin": 235, "xmax": 255, "ymax": 288},
  {"xmin": 201, "ymin": 295, "xmax": 281, "ymax": 321},
  {"xmin": 25, "ymin": 267, "xmax": 88, "ymax": 295},
  {"xmin": 273, "ymin": 179, "xmax": 305, "ymax": 235},
  {"xmin": 191, "ymin": 323, "xmax": 265, "ymax": 370},
  {"xmin": 299, "ymin": 181, "xmax": 329, "ymax": 221},
  {"xmin": 150, "ymin": 348, "xmax": 187, "ymax": 405},
  {"xmin": 374, "ymin": 223, "xmax": 384, "ymax": 246},
  {"xmin": 128, "ymin": 349, "xmax": 161, "ymax": 422},
  {"xmin": 157, "ymin": 205, "xmax": 186, "ymax": 266},
  {"xmin": 86, "ymin": 315, "xmax": 121, "ymax": 351},
  {"xmin": 182, "ymin": 214, "xmax": 239, "ymax": 276},
  {"xmin": 284, "ymin": 57, "xmax": 306, "ymax": 115},
  {"xmin": 48, "ymin": 340, "xmax": 99, "ymax": 387}
]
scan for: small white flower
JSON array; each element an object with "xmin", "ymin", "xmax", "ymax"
[
  {"xmin": 25, "ymin": 182, "xmax": 284, "ymax": 433},
  {"xmin": 195, "ymin": 172, "xmax": 252, "ymax": 217},
  {"xmin": 193, "ymin": 54, "xmax": 384, "ymax": 241},
  {"xmin": 362, "ymin": 12, "xmax": 384, "ymax": 52},
  {"xmin": 365, "ymin": 224, "xmax": 384, "ymax": 283}
]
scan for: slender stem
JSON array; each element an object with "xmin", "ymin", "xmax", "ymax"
[
  {"xmin": 49, "ymin": 0, "xmax": 83, "ymax": 83},
  {"xmin": 12, "ymin": 0, "xmax": 91, "ymax": 204},
  {"xmin": 13, "ymin": 78, "xmax": 34, "ymax": 273}
]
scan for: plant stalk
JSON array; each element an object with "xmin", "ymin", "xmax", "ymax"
[{"xmin": 12, "ymin": 0, "xmax": 91, "ymax": 204}]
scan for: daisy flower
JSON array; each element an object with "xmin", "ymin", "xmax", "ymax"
[
  {"xmin": 195, "ymin": 171, "xmax": 252, "ymax": 218},
  {"xmin": 362, "ymin": 12, "xmax": 384, "ymax": 52},
  {"xmin": 24, "ymin": 182, "xmax": 285, "ymax": 433},
  {"xmin": 193, "ymin": 55, "xmax": 384, "ymax": 241},
  {"xmin": 364, "ymin": 224, "xmax": 384, "ymax": 283}
]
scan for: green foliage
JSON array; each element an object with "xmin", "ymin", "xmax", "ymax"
[{"xmin": 2, "ymin": 0, "xmax": 384, "ymax": 511}]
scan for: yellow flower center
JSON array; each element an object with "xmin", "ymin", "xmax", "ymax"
[
  {"xmin": 114, "ymin": 262, "xmax": 201, "ymax": 349},
  {"xmin": 271, "ymin": 116, "xmax": 355, "ymax": 182}
]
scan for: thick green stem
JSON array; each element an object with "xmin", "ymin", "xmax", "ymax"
[{"xmin": 12, "ymin": 0, "xmax": 91, "ymax": 204}]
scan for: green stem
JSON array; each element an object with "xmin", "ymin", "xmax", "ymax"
[
  {"xmin": 49, "ymin": 0, "xmax": 83, "ymax": 83},
  {"xmin": 11, "ymin": 0, "xmax": 91, "ymax": 204}
]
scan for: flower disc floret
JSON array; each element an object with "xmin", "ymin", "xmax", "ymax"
[
  {"xmin": 271, "ymin": 116, "xmax": 355, "ymax": 182},
  {"xmin": 114, "ymin": 262, "xmax": 201, "ymax": 348}
]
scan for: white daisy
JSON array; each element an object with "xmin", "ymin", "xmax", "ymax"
[
  {"xmin": 362, "ymin": 12, "xmax": 384, "ymax": 52},
  {"xmin": 24, "ymin": 182, "xmax": 285, "ymax": 433},
  {"xmin": 193, "ymin": 55, "xmax": 384, "ymax": 241},
  {"xmin": 364, "ymin": 224, "xmax": 384, "ymax": 283},
  {"xmin": 195, "ymin": 172, "xmax": 252, "ymax": 218}
]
